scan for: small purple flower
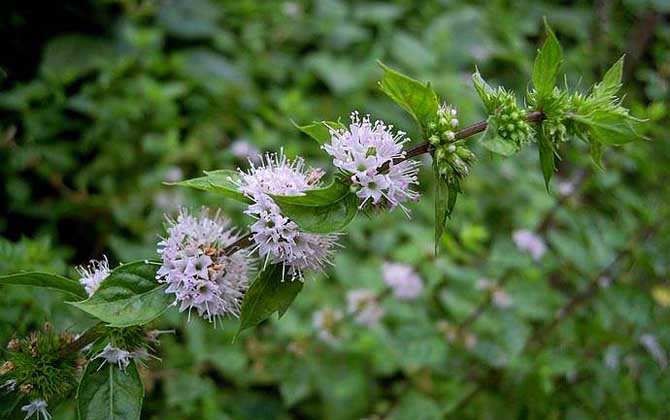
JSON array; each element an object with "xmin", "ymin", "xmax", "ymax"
[
  {"xmin": 236, "ymin": 151, "xmax": 338, "ymax": 280},
  {"xmin": 324, "ymin": 112, "xmax": 420, "ymax": 216},
  {"xmin": 230, "ymin": 139, "xmax": 260, "ymax": 162},
  {"xmin": 21, "ymin": 399, "xmax": 51, "ymax": 420},
  {"xmin": 382, "ymin": 262, "xmax": 424, "ymax": 300},
  {"xmin": 76, "ymin": 257, "xmax": 110, "ymax": 296},
  {"xmin": 93, "ymin": 344, "xmax": 132, "ymax": 372},
  {"xmin": 512, "ymin": 229, "xmax": 547, "ymax": 261},
  {"xmin": 157, "ymin": 209, "xmax": 252, "ymax": 324},
  {"xmin": 346, "ymin": 289, "xmax": 384, "ymax": 327}
]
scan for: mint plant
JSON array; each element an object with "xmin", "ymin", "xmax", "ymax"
[{"xmin": 0, "ymin": 22, "xmax": 643, "ymax": 419}]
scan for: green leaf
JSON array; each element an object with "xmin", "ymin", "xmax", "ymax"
[
  {"xmin": 40, "ymin": 35, "xmax": 115, "ymax": 83},
  {"xmin": 0, "ymin": 392, "xmax": 25, "ymax": 419},
  {"xmin": 592, "ymin": 55, "xmax": 624, "ymax": 101},
  {"xmin": 0, "ymin": 272, "xmax": 87, "ymax": 299},
  {"xmin": 472, "ymin": 67, "xmax": 495, "ymax": 112},
  {"xmin": 292, "ymin": 120, "xmax": 346, "ymax": 145},
  {"xmin": 166, "ymin": 169, "xmax": 251, "ymax": 204},
  {"xmin": 272, "ymin": 180, "xmax": 358, "ymax": 233},
  {"xmin": 378, "ymin": 61, "xmax": 439, "ymax": 135},
  {"xmin": 235, "ymin": 264, "xmax": 303, "ymax": 340},
  {"xmin": 538, "ymin": 132, "xmax": 557, "ymax": 191},
  {"xmin": 532, "ymin": 19, "xmax": 563, "ymax": 105},
  {"xmin": 571, "ymin": 110, "xmax": 641, "ymax": 145},
  {"xmin": 69, "ymin": 261, "xmax": 171, "ymax": 327},
  {"xmin": 480, "ymin": 117, "xmax": 517, "ymax": 156},
  {"xmin": 77, "ymin": 359, "xmax": 144, "ymax": 420},
  {"xmin": 434, "ymin": 177, "xmax": 459, "ymax": 253}
]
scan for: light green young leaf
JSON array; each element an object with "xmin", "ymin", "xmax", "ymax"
[
  {"xmin": 480, "ymin": 117, "xmax": 517, "ymax": 156},
  {"xmin": 272, "ymin": 180, "xmax": 358, "ymax": 233},
  {"xmin": 472, "ymin": 67, "xmax": 495, "ymax": 112},
  {"xmin": 571, "ymin": 110, "xmax": 642, "ymax": 145},
  {"xmin": 292, "ymin": 120, "xmax": 346, "ymax": 145},
  {"xmin": 77, "ymin": 359, "xmax": 144, "ymax": 420},
  {"xmin": 69, "ymin": 261, "xmax": 171, "ymax": 327},
  {"xmin": 532, "ymin": 20, "xmax": 563, "ymax": 106},
  {"xmin": 235, "ymin": 264, "xmax": 303, "ymax": 340},
  {"xmin": 0, "ymin": 272, "xmax": 87, "ymax": 300},
  {"xmin": 166, "ymin": 169, "xmax": 251, "ymax": 204},
  {"xmin": 378, "ymin": 61, "xmax": 439, "ymax": 135},
  {"xmin": 592, "ymin": 55, "xmax": 624, "ymax": 101}
]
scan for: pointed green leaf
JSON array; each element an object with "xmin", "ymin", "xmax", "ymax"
[
  {"xmin": 0, "ymin": 272, "xmax": 87, "ymax": 299},
  {"xmin": 378, "ymin": 61, "xmax": 439, "ymax": 135},
  {"xmin": 480, "ymin": 117, "xmax": 518, "ymax": 156},
  {"xmin": 434, "ymin": 177, "xmax": 459, "ymax": 253},
  {"xmin": 538, "ymin": 132, "xmax": 557, "ymax": 191},
  {"xmin": 166, "ymin": 169, "xmax": 251, "ymax": 204},
  {"xmin": 68, "ymin": 261, "xmax": 171, "ymax": 327},
  {"xmin": 293, "ymin": 120, "xmax": 346, "ymax": 145},
  {"xmin": 77, "ymin": 359, "xmax": 144, "ymax": 420},
  {"xmin": 272, "ymin": 180, "xmax": 358, "ymax": 233},
  {"xmin": 592, "ymin": 55, "xmax": 624, "ymax": 101},
  {"xmin": 532, "ymin": 19, "xmax": 563, "ymax": 105},
  {"xmin": 236, "ymin": 264, "xmax": 303, "ymax": 339},
  {"xmin": 472, "ymin": 67, "xmax": 495, "ymax": 112},
  {"xmin": 571, "ymin": 110, "xmax": 642, "ymax": 145}
]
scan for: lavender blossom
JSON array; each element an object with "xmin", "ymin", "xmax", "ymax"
[
  {"xmin": 76, "ymin": 257, "xmax": 110, "ymax": 296},
  {"xmin": 382, "ymin": 262, "xmax": 424, "ymax": 300},
  {"xmin": 324, "ymin": 112, "xmax": 420, "ymax": 216},
  {"xmin": 93, "ymin": 344, "xmax": 132, "ymax": 372},
  {"xmin": 21, "ymin": 399, "xmax": 51, "ymax": 420},
  {"xmin": 157, "ymin": 209, "xmax": 251, "ymax": 324},
  {"xmin": 236, "ymin": 152, "xmax": 338, "ymax": 280},
  {"xmin": 346, "ymin": 289, "xmax": 384, "ymax": 327},
  {"xmin": 512, "ymin": 229, "xmax": 547, "ymax": 261}
]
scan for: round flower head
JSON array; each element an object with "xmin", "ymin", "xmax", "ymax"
[
  {"xmin": 324, "ymin": 112, "xmax": 420, "ymax": 216},
  {"xmin": 157, "ymin": 209, "xmax": 252, "ymax": 324},
  {"xmin": 76, "ymin": 257, "xmax": 110, "ymax": 296},
  {"xmin": 382, "ymin": 262, "xmax": 424, "ymax": 300},
  {"xmin": 236, "ymin": 151, "xmax": 338, "ymax": 280}
]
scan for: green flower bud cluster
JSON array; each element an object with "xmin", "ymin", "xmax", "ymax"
[
  {"xmin": 491, "ymin": 92, "xmax": 533, "ymax": 148},
  {"xmin": 434, "ymin": 142, "xmax": 476, "ymax": 183},
  {"xmin": 428, "ymin": 103, "xmax": 459, "ymax": 146},
  {"xmin": 429, "ymin": 104, "xmax": 476, "ymax": 184},
  {"xmin": 1, "ymin": 323, "xmax": 81, "ymax": 404}
]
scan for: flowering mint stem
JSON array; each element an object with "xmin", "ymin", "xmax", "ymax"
[
  {"xmin": 398, "ymin": 111, "xmax": 546, "ymax": 162},
  {"xmin": 58, "ymin": 323, "xmax": 105, "ymax": 358}
]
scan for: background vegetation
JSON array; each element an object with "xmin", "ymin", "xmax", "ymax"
[{"xmin": 1, "ymin": 0, "xmax": 668, "ymax": 418}]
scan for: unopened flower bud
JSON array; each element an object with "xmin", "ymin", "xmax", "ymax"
[
  {"xmin": 0, "ymin": 361, "xmax": 15, "ymax": 375},
  {"xmin": 443, "ymin": 131, "xmax": 455, "ymax": 141},
  {"xmin": 429, "ymin": 135, "xmax": 440, "ymax": 145},
  {"xmin": 7, "ymin": 339, "xmax": 20, "ymax": 352},
  {"xmin": 450, "ymin": 118, "xmax": 459, "ymax": 128},
  {"xmin": 19, "ymin": 383, "xmax": 33, "ymax": 394},
  {"xmin": 447, "ymin": 144, "xmax": 457, "ymax": 153}
]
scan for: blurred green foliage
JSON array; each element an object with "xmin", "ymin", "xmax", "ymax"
[{"xmin": 1, "ymin": 0, "xmax": 669, "ymax": 418}]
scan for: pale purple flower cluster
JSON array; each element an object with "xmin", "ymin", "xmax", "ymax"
[
  {"xmin": 76, "ymin": 257, "xmax": 110, "ymax": 297},
  {"xmin": 476, "ymin": 278, "xmax": 513, "ymax": 309},
  {"xmin": 346, "ymin": 289, "xmax": 384, "ymax": 327},
  {"xmin": 324, "ymin": 112, "xmax": 420, "ymax": 216},
  {"xmin": 512, "ymin": 229, "xmax": 547, "ymax": 261},
  {"xmin": 236, "ymin": 152, "xmax": 338, "ymax": 280},
  {"xmin": 157, "ymin": 209, "xmax": 251, "ymax": 324},
  {"xmin": 21, "ymin": 399, "xmax": 51, "ymax": 420},
  {"xmin": 382, "ymin": 262, "xmax": 424, "ymax": 300}
]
